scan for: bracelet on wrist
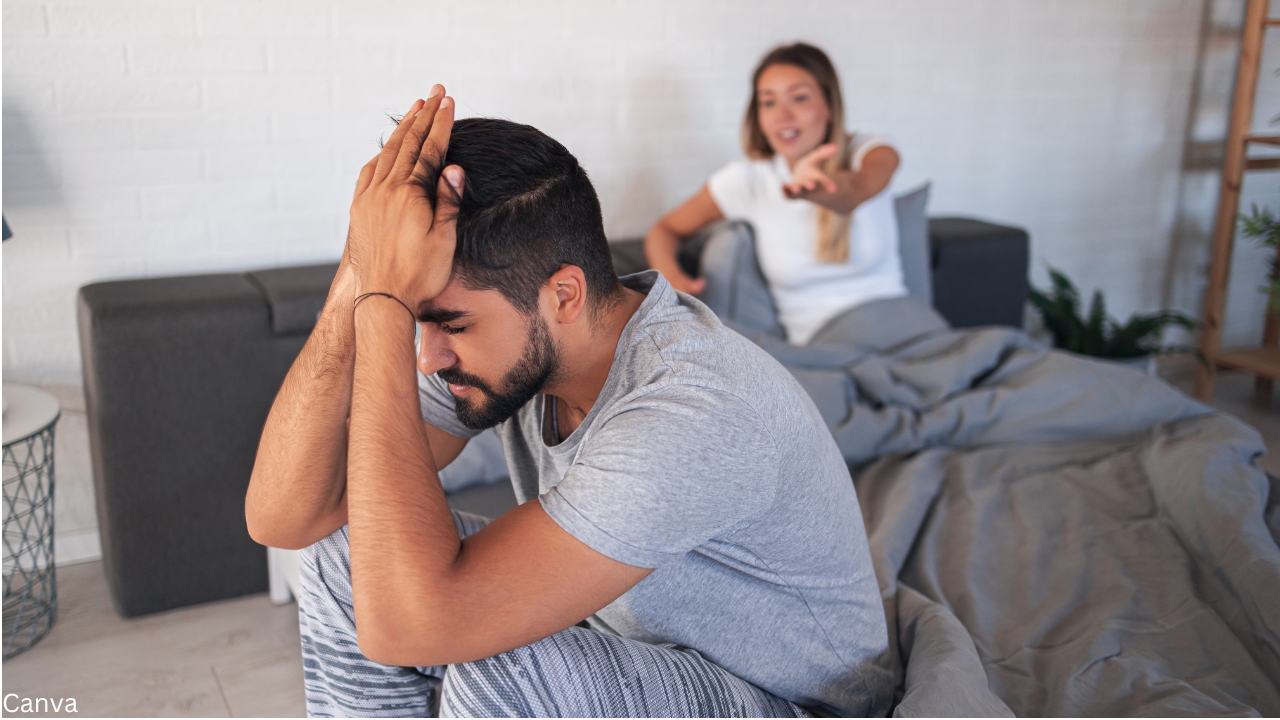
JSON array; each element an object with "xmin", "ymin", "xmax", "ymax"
[{"xmin": 353, "ymin": 292, "xmax": 416, "ymax": 322}]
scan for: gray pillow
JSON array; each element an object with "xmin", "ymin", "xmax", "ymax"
[
  {"xmin": 894, "ymin": 182, "xmax": 932, "ymax": 306},
  {"xmin": 696, "ymin": 220, "xmax": 787, "ymax": 339}
]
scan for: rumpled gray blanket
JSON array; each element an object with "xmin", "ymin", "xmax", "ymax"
[{"xmin": 730, "ymin": 298, "xmax": 1280, "ymax": 717}]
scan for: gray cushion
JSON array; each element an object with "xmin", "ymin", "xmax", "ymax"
[
  {"xmin": 695, "ymin": 220, "xmax": 786, "ymax": 340},
  {"xmin": 895, "ymin": 183, "xmax": 932, "ymax": 306},
  {"xmin": 928, "ymin": 217, "xmax": 1029, "ymax": 328},
  {"xmin": 246, "ymin": 263, "xmax": 339, "ymax": 336},
  {"xmin": 609, "ymin": 239, "xmax": 650, "ymax": 277}
]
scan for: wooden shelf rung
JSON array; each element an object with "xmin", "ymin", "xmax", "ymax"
[
  {"xmin": 1246, "ymin": 134, "xmax": 1280, "ymax": 146},
  {"xmin": 1246, "ymin": 157, "xmax": 1280, "ymax": 170},
  {"xmin": 1215, "ymin": 346, "xmax": 1280, "ymax": 378}
]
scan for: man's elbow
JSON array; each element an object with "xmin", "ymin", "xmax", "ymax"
[
  {"xmin": 356, "ymin": 614, "xmax": 456, "ymax": 667},
  {"xmin": 244, "ymin": 496, "xmax": 316, "ymax": 551},
  {"xmin": 244, "ymin": 469, "xmax": 342, "ymax": 550},
  {"xmin": 244, "ymin": 488, "xmax": 286, "ymax": 549},
  {"xmin": 245, "ymin": 509, "xmax": 287, "ymax": 550},
  {"xmin": 245, "ymin": 519, "xmax": 324, "ymax": 552},
  {"xmin": 357, "ymin": 633, "xmax": 428, "ymax": 668},
  {"xmin": 244, "ymin": 492, "xmax": 271, "ymax": 545}
]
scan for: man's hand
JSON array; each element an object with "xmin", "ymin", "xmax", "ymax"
[
  {"xmin": 346, "ymin": 86, "xmax": 465, "ymax": 311},
  {"xmin": 782, "ymin": 142, "xmax": 839, "ymax": 199}
]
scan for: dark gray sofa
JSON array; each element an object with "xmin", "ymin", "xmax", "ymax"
[
  {"xmin": 78, "ymin": 269, "xmax": 319, "ymax": 617},
  {"xmin": 77, "ymin": 217, "xmax": 1028, "ymax": 617}
]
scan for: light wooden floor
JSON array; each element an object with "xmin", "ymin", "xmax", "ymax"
[
  {"xmin": 2, "ymin": 358, "xmax": 1277, "ymax": 718},
  {"xmin": 2, "ymin": 561, "xmax": 306, "ymax": 717}
]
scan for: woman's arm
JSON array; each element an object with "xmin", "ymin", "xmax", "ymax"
[
  {"xmin": 644, "ymin": 185, "xmax": 724, "ymax": 295},
  {"xmin": 784, "ymin": 145, "xmax": 900, "ymax": 215}
]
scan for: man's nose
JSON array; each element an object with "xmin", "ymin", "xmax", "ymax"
[{"xmin": 417, "ymin": 323, "xmax": 458, "ymax": 376}]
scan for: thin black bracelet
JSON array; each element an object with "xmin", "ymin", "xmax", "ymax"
[{"xmin": 353, "ymin": 292, "xmax": 415, "ymax": 321}]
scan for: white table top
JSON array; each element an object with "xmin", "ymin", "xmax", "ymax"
[{"xmin": 2, "ymin": 384, "xmax": 61, "ymax": 446}]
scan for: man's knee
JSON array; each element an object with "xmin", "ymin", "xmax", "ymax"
[
  {"xmin": 439, "ymin": 646, "xmax": 541, "ymax": 717},
  {"xmin": 439, "ymin": 627, "xmax": 627, "ymax": 717}
]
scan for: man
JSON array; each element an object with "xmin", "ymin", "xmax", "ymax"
[{"xmin": 246, "ymin": 87, "xmax": 891, "ymax": 717}]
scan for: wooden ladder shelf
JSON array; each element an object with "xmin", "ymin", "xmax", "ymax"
[{"xmin": 1195, "ymin": 0, "xmax": 1280, "ymax": 402}]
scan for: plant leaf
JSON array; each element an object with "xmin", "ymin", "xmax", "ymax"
[
  {"xmin": 1085, "ymin": 290, "xmax": 1107, "ymax": 355},
  {"xmin": 1031, "ymin": 266, "xmax": 1198, "ymax": 358}
]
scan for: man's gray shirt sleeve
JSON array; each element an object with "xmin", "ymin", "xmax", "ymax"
[{"xmin": 539, "ymin": 384, "xmax": 781, "ymax": 569}]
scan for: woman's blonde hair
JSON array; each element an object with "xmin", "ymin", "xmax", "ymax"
[{"xmin": 742, "ymin": 42, "xmax": 852, "ymax": 264}]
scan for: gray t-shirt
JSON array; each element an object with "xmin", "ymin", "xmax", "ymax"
[{"xmin": 419, "ymin": 271, "xmax": 891, "ymax": 715}]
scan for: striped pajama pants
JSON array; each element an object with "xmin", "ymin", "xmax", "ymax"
[{"xmin": 298, "ymin": 511, "xmax": 808, "ymax": 718}]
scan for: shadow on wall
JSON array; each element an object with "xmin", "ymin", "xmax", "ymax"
[{"xmin": 2, "ymin": 99, "xmax": 62, "ymax": 213}]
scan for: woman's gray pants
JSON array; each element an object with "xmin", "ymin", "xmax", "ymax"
[{"xmin": 298, "ymin": 510, "xmax": 807, "ymax": 718}]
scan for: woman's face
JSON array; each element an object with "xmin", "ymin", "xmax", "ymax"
[{"xmin": 755, "ymin": 63, "xmax": 831, "ymax": 165}]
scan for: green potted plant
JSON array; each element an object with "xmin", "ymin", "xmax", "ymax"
[
  {"xmin": 1241, "ymin": 203, "xmax": 1280, "ymax": 308},
  {"xmin": 1029, "ymin": 268, "xmax": 1197, "ymax": 374}
]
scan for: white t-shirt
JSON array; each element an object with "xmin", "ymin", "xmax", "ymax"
[{"xmin": 707, "ymin": 133, "xmax": 906, "ymax": 345}]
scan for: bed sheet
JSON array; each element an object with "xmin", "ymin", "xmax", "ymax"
[{"xmin": 731, "ymin": 297, "xmax": 1280, "ymax": 716}]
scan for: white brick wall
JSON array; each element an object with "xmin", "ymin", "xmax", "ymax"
[
  {"xmin": 5, "ymin": 0, "xmax": 1269, "ymax": 389},
  {"xmin": 16, "ymin": 0, "xmax": 1280, "ymax": 569},
  {"xmin": 10, "ymin": 0, "xmax": 1280, "ymax": 563}
]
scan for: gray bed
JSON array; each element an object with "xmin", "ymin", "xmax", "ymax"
[{"xmin": 728, "ymin": 295, "xmax": 1280, "ymax": 717}]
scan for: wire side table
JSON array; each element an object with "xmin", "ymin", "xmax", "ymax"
[{"xmin": 3, "ymin": 384, "xmax": 61, "ymax": 659}]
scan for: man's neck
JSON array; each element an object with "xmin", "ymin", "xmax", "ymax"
[{"xmin": 544, "ymin": 287, "xmax": 647, "ymax": 436}]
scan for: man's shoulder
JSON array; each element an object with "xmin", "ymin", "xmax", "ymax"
[
  {"xmin": 628, "ymin": 292, "xmax": 789, "ymax": 396},
  {"xmin": 620, "ymin": 305, "xmax": 815, "ymax": 439},
  {"xmin": 604, "ymin": 277, "xmax": 836, "ymax": 456}
]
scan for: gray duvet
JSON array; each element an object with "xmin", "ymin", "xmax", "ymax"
[{"xmin": 730, "ymin": 297, "xmax": 1280, "ymax": 717}]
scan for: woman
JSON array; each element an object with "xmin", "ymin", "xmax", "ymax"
[{"xmin": 645, "ymin": 42, "xmax": 905, "ymax": 346}]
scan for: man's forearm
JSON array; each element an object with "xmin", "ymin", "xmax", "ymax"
[
  {"xmin": 245, "ymin": 265, "xmax": 358, "ymax": 549},
  {"xmin": 346, "ymin": 298, "xmax": 460, "ymax": 654}
]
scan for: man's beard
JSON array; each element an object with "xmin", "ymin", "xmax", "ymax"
[{"xmin": 436, "ymin": 315, "xmax": 561, "ymax": 431}]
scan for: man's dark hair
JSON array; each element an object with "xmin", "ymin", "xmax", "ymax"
[{"xmin": 420, "ymin": 118, "xmax": 623, "ymax": 316}]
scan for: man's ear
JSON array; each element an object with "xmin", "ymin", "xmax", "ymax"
[{"xmin": 544, "ymin": 265, "xmax": 588, "ymax": 325}]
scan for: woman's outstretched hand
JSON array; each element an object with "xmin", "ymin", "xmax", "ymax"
[
  {"xmin": 346, "ymin": 86, "xmax": 464, "ymax": 313},
  {"xmin": 782, "ymin": 143, "xmax": 839, "ymax": 199},
  {"xmin": 668, "ymin": 272, "xmax": 707, "ymax": 296}
]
